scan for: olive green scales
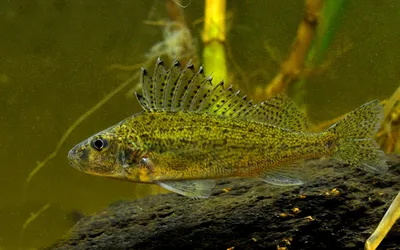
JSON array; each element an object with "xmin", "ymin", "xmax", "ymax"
[{"xmin": 68, "ymin": 58, "xmax": 388, "ymax": 198}]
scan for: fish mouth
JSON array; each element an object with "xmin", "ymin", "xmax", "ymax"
[{"xmin": 68, "ymin": 147, "xmax": 84, "ymax": 171}]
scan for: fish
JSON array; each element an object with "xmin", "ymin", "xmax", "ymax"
[{"xmin": 68, "ymin": 58, "xmax": 388, "ymax": 198}]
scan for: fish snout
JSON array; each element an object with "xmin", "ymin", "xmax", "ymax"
[{"xmin": 68, "ymin": 145, "xmax": 88, "ymax": 172}]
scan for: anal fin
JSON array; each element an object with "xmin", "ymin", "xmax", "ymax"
[
  {"xmin": 260, "ymin": 162, "xmax": 305, "ymax": 186},
  {"xmin": 157, "ymin": 180, "xmax": 216, "ymax": 198}
]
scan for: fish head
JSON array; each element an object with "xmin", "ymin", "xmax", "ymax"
[{"xmin": 68, "ymin": 125, "xmax": 140, "ymax": 179}]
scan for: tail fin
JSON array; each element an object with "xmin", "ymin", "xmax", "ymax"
[{"xmin": 327, "ymin": 100, "xmax": 388, "ymax": 173}]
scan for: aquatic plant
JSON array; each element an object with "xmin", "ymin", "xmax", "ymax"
[
  {"xmin": 365, "ymin": 86, "xmax": 400, "ymax": 250},
  {"xmin": 376, "ymin": 86, "xmax": 400, "ymax": 153},
  {"xmin": 202, "ymin": 0, "xmax": 227, "ymax": 85},
  {"xmin": 365, "ymin": 191, "xmax": 400, "ymax": 250}
]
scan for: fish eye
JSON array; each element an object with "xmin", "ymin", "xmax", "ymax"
[
  {"xmin": 91, "ymin": 137, "xmax": 108, "ymax": 151},
  {"xmin": 140, "ymin": 157, "xmax": 148, "ymax": 165}
]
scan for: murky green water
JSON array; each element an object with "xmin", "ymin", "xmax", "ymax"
[{"xmin": 0, "ymin": 1, "xmax": 399, "ymax": 249}]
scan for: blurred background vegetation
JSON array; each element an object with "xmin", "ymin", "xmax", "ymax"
[{"xmin": 0, "ymin": 0, "xmax": 399, "ymax": 249}]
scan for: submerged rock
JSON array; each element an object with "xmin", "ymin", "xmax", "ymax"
[{"xmin": 47, "ymin": 158, "xmax": 400, "ymax": 250}]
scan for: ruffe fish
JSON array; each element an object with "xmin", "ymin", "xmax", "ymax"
[{"xmin": 68, "ymin": 58, "xmax": 388, "ymax": 198}]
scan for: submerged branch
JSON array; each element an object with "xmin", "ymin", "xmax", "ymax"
[{"xmin": 265, "ymin": 0, "xmax": 323, "ymax": 97}]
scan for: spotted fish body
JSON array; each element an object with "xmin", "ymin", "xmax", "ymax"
[{"xmin": 68, "ymin": 58, "xmax": 388, "ymax": 198}]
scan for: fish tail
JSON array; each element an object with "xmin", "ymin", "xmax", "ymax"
[{"xmin": 327, "ymin": 100, "xmax": 388, "ymax": 173}]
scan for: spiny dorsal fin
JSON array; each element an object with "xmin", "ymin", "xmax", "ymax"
[{"xmin": 136, "ymin": 58, "xmax": 310, "ymax": 131}]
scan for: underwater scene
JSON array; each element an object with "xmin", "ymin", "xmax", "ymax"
[{"xmin": 1, "ymin": 0, "xmax": 400, "ymax": 249}]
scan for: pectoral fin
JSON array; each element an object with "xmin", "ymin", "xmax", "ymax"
[{"xmin": 157, "ymin": 180, "xmax": 216, "ymax": 198}]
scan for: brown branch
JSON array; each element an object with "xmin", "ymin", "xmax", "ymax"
[{"xmin": 265, "ymin": 0, "xmax": 323, "ymax": 98}]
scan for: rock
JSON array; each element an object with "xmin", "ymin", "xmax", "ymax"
[{"xmin": 46, "ymin": 158, "xmax": 400, "ymax": 250}]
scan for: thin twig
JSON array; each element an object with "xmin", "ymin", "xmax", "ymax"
[
  {"xmin": 19, "ymin": 203, "xmax": 51, "ymax": 245},
  {"xmin": 25, "ymin": 65, "xmax": 145, "ymax": 188}
]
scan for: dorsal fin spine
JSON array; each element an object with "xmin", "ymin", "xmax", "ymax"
[
  {"xmin": 181, "ymin": 66, "xmax": 207, "ymax": 111},
  {"xmin": 189, "ymin": 77, "xmax": 213, "ymax": 111},
  {"xmin": 208, "ymin": 85, "xmax": 236, "ymax": 114},
  {"xmin": 171, "ymin": 60, "xmax": 195, "ymax": 111},
  {"xmin": 135, "ymin": 92, "xmax": 150, "ymax": 111},
  {"xmin": 236, "ymin": 100, "xmax": 254, "ymax": 118},
  {"xmin": 180, "ymin": 66, "xmax": 205, "ymax": 110},
  {"xmin": 198, "ymin": 66, "xmax": 204, "ymax": 75},
  {"xmin": 220, "ymin": 90, "xmax": 242, "ymax": 115},
  {"xmin": 140, "ymin": 67, "xmax": 154, "ymax": 111},
  {"xmin": 163, "ymin": 62, "xmax": 181, "ymax": 110},
  {"xmin": 245, "ymin": 104, "xmax": 259, "ymax": 116},
  {"xmin": 228, "ymin": 95, "xmax": 248, "ymax": 117},
  {"xmin": 153, "ymin": 58, "xmax": 167, "ymax": 110},
  {"xmin": 198, "ymin": 81, "xmax": 224, "ymax": 112}
]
